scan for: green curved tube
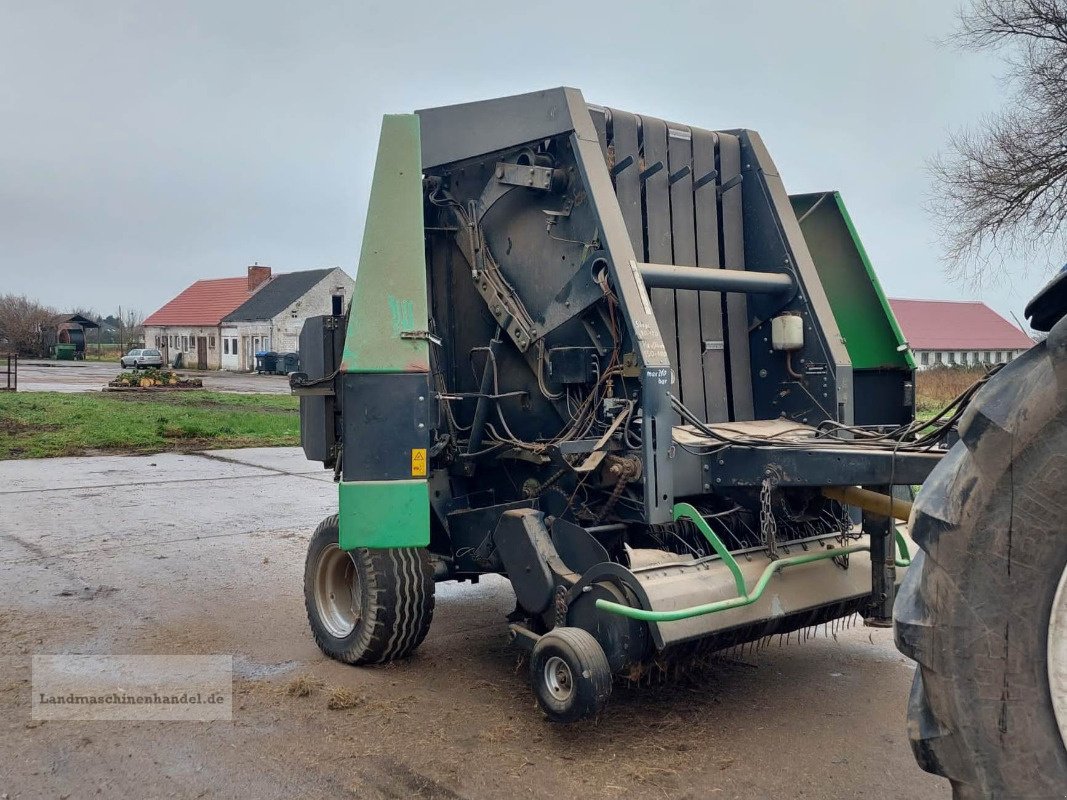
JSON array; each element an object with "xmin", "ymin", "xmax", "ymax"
[{"xmin": 592, "ymin": 503, "xmax": 914, "ymax": 622}]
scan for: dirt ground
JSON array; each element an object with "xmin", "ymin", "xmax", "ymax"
[
  {"xmin": 14, "ymin": 359, "xmax": 290, "ymax": 394},
  {"xmin": 0, "ymin": 448, "xmax": 949, "ymax": 799}
]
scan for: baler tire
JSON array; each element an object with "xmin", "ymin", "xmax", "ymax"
[
  {"xmin": 530, "ymin": 627, "xmax": 612, "ymax": 723},
  {"xmin": 304, "ymin": 514, "xmax": 434, "ymax": 665},
  {"xmin": 894, "ymin": 327, "xmax": 1067, "ymax": 799}
]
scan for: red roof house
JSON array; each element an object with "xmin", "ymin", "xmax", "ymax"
[
  {"xmin": 888, "ymin": 298, "xmax": 1034, "ymax": 367},
  {"xmin": 142, "ymin": 265, "xmax": 274, "ymax": 369},
  {"xmin": 143, "ymin": 266, "xmax": 272, "ymax": 327}
]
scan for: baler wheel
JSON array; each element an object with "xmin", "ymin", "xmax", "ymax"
[
  {"xmin": 529, "ymin": 627, "xmax": 612, "ymax": 723},
  {"xmin": 894, "ymin": 325, "xmax": 1067, "ymax": 798},
  {"xmin": 304, "ymin": 514, "xmax": 434, "ymax": 665}
]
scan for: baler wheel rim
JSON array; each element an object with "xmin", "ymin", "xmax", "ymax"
[
  {"xmin": 313, "ymin": 542, "xmax": 360, "ymax": 639},
  {"xmin": 543, "ymin": 656, "xmax": 574, "ymax": 703}
]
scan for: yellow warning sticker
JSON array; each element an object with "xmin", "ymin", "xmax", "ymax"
[{"xmin": 410, "ymin": 448, "xmax": 427, "ymax": 477}]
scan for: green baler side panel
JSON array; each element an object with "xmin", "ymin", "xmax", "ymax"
[
  {"xmin": 339, "ymin": 480, "xmax": 430, "ymax": 549},
  {"xmin": 342, "ymin": 114, "xmax": 429, "ymax": 374},
  {"xmin": 790, "ymin": 192, "xmax": 913, "ymax": 370},
  {"xmin": 338, "ymin": 114, "xmax": 430, "ymax": 550}
]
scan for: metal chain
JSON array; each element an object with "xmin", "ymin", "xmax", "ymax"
[
  {"xmin": 594, "ymin": 476, "xmax": 627, "ymax": 524},
  {"xmin": 554, "ymin": 585, "xmax": 568, "ymax": 628},
  {"xmin": 760, "ymin": 477, "xmax": 780, "ymax": 560}
]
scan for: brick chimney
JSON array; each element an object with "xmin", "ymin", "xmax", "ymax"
[{"xmin": 247, "ymin": 264, "xmax": 272, "ymax": 291}]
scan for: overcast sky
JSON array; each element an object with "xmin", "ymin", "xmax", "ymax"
[{"xmin": 0, "ymin": 0, "xmax": 1054, "ymax": 325}]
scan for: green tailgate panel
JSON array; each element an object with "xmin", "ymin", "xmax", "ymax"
[
  {"xmin": 338, "ymin": 113, "xmax": 431, "ymax": 550},
  {"xmin": 790, "ymin": 192, "xmax": 913, "ymax": 370},
  {"xmin": 339, "ymin": 480, "xmax": 429, "ymax": 550}
]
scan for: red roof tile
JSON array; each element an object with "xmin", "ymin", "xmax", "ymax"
[
  {"xmin": 144, "ymin": 278, "xmax": 254, "ymax": 326},
  {"xmin": 888, "ymin": 299, "xmax": 1033, "ymax": 350}
]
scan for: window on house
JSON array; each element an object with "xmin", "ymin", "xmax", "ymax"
[
  {"xmin": 182, "ymin": 336, "xmax": 188, "ymax": 350},
  {"xmin": 209, "ymin": 335, "xmax": 215, "ymax": 349},
  {"xmin": 223, "ymin": 339, "xmax": 229, "ymax": 355},
  {"xmin": 920, "ymin": 352, "xmax": 929, "ymax": 366},
  {"xmin": 231, "ymin": 337, "xmax": 238, "ymax": 353}
]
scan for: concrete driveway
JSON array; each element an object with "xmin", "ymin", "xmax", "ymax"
[
  {"xmin": 14, "ymin": 359, "xmax": 290, "ymax": 393},
  {"xmin": 0, "ymin": 448, "xmax": 948, "ymax": 799}
]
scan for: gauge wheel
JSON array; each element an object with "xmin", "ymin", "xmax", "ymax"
[{"xmin": 529, "ymin": 627, "xmax": 612, "ymax": 723}]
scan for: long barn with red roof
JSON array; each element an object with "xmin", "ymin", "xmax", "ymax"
[{"xmin": 888, "ymin": 298, "xmax": 1034, "ymax": 370}]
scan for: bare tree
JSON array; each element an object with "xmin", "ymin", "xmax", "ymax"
[
  {"xmin": 124, "ymin": 308, "xmax": 145, "ymax": 347},
  {"xmin": 932, "ymin": 0, "xmax": 1067, "ymax": 283},
  {"xmin": 0, "ymin": 294, "xmax": 57, "ymax": 355}
]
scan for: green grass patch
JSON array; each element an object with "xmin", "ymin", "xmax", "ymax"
[{"xmin": 0, "ymin": 391, "xmax": 299, "ymax": 459}]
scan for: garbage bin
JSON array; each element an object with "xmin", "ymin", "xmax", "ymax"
[
  {"xmin": 52, "ymin": 344, "xmax": 76, "ymax": 361},
  {"xmin": 255, "ymin": 351, "xmax": 277, "ymax": 374},
  {"xmin": 278, "ymin": 352, "xmax": 300, "ymax": 374}
]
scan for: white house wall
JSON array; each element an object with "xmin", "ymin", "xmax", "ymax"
[
  {"xmin": 913, "ymin": 348, "xmax": 1027, "ymax": 370},
  {"xmin": 219, "ymin": 327, "xmax": 241, "ymax": 370},
  {"xmin": 144, "ymin": 326, "xmax": 222, "ymax": 369},
  {"xmin": 230, "ymin": 324, "xmax": 271, "ymax": 371},
  {"xmin": 227, "ymin": 268, "xmax": 354, "ymax": 371},
  {"xmin": 270, "ymin": 269, "xmax": 353, "ymax": 354}
]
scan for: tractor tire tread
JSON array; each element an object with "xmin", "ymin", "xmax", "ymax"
[{"xmin": 894, "ymin": 329, "xmax": 1067, "ymax": 799}]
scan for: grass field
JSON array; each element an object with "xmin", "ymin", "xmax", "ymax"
[
  {"xmin": 0, "ymin": 366, "xmax": 992, "ymax": 460},
  {"xmin": 0, "ymin": 390, "xmax": 299, "ymax": 458}
]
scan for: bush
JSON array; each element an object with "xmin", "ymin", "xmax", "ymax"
[{"xmin": 915, "ymin": 366, "xmax": 988, "ymax": 413}]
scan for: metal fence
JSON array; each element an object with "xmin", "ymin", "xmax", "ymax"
[{"xmin": 2, "ymin": 353, "xmax": 17, "ymax": 391}]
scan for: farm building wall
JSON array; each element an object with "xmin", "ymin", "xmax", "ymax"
[
  {"xmin": 226, "ymin": 268, "xmax": 353, "ymax": 371},
  {"xmin": 913, "ymin": 348, "xmax": 1027, "ymax": 370},
  {"xmin": 144, "ymin": 325, "xmax": 221, "ymax": 370},
  {"xmin": 267, "ymin": 268, "xmax": 353, "ymax": 355}
]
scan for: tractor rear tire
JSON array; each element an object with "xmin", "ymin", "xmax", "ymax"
[
  {"xmin": 895, "ymin": 325, "xmax": 1067, "ymax": 799},
  {"xmin": 304, "ymin": 514, "xmax": 434, "ymax": 665},
  {"xmin": 530, "ymin": 627, "xmax": 612, "ymax": 723}
]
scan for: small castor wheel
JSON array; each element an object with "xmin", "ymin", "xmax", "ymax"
[{"xmin": 529, "ymin": 627, "xmax": 612, "ymax": 723}]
